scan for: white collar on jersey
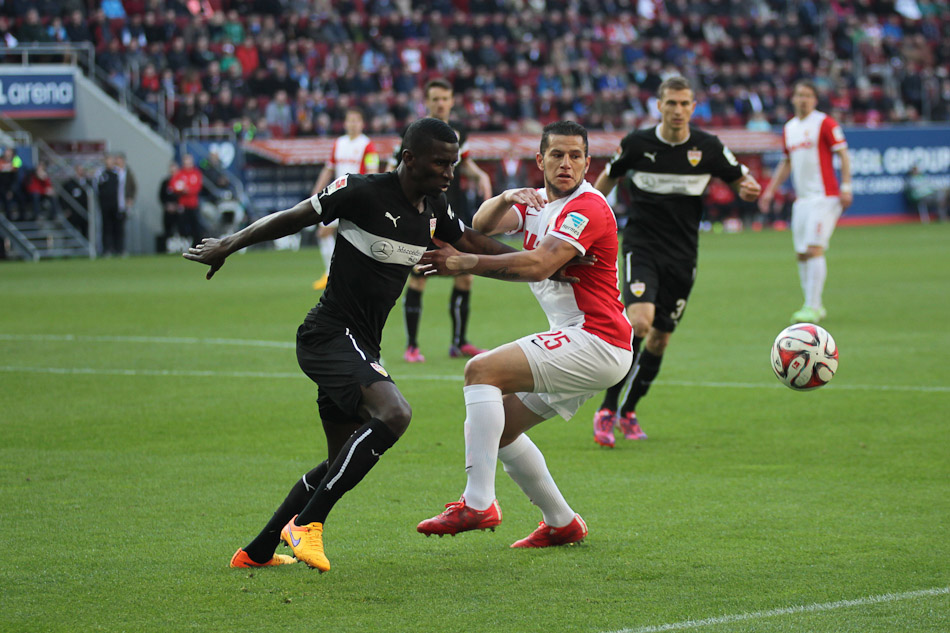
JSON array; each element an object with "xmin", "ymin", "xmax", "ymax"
[{"xmin": 654, "ymin": 125, "xmax": 691, "ymax": 147}]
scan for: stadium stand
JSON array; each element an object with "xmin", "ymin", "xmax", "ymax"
[
  {"xmin": 3, "ymin": 1, "xmax": 947, "ymax": 137},
  {"xmin": 1, "ymin": 1, "xmax": 948, "ymax": 258}
]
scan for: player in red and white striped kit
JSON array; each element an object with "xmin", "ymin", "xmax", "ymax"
[
  {"xmin": 415, "ymin": 121, "xmax": 632, "ymax": 547},
  {"xmin": 760, "ymin": 80, "xmax": 853, "ymax": 324},
  {"xmin": 311, "ymin": 107, "xmax": 380, "ymax": 290}
]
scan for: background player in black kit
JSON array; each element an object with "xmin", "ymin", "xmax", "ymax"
[
  {"xmin": 591, "ymin": 76, "xmax": 762, "ymax": 448},
  {"xmin": 184, "ymin": 118, "xmax": 515, "ymax": 572},
  {"xmin": 390, "ymin": 79, "xmax": 494, "ymax": 363}
]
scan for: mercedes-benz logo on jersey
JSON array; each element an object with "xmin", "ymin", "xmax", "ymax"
[{"xmin": 371, "ymin": 240, "xmax": 394, "ymax": 260}]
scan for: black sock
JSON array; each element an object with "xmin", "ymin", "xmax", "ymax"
[
  {"xmin": 243, "ymin": 461, "xmax": 329, "ymax": 563},
  {"xmin": 599, "ymin": 336, "xmax": 642, "ymax": 411},
  {"xmin": 296, "ymin": 419, "xmax": 399, "ymax": 525},
  {"xmin": 620, "ymin": 349, "xmax": 663, "ymax": 415},
  {"xmin": 450, "ymin": 288, "xmax": 470, "ymax": 347},
  {"xmin": 404, "ymin": 288, "xmax": 422, "ymax": 348}
]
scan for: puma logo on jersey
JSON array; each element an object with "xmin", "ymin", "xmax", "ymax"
[
  {"xmin": 385, "ymin": 212, "xmax": 401, "ymax": 227},
  {"xmin": 644, "ymin": 152, "xmax": 657, "ymax": 163}
]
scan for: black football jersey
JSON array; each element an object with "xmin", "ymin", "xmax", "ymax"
[
  {"xmin": 304, "ymin": 172, "xmax": 465, "ymax": 355},
  {"xmin": 608, "ymin": 125, "xmax": 746, "ymax": 261}
]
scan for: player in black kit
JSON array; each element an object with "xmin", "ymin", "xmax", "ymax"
[
  {"xmin": 591, "ymin": 76, "xmax": 762, "ymax": 448},
  {"xmin": 390, "ymin": 79, "xmax": 494, "ymax": 363},
  {"xmin": 184, "ymin": 118, "xmax": 515, "ymax": 571}
]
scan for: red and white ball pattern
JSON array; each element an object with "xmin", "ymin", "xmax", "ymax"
[{"xmin": 771, "ymin": 323, "xmax": 838, "ymax": 390}]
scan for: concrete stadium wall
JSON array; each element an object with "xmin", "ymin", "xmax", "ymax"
[{"xmin": 17, "ymin": 67, "xmax": 173, "ymax": 255}]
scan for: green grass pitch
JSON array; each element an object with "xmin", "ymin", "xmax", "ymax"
[{"xmin": 1, "ymin": 223, "xmax": 947, "ymax": 632}]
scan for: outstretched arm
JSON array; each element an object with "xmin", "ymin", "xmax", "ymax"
[
  {"xmin": 423, "ymin": 235, "xmax": 578, "ymax": 282},
  {"xmin": 183, "ymin": 199, "xmax": 320, "ymax": 279}
]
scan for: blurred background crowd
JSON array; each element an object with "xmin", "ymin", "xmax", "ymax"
[{"xmin": 1, "ymin": 0, "xmax": 947, "ymax": 139}]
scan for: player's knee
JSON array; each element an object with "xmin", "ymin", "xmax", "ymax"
[
  {"xmin": 462, "ymin": 355, "xmax": 496, "ymax": 387},
  {"xmin": 454, "ymin": 274, "xmax": 473, "ymax": 291},
  {"xmin": 645, "ymin": 332, "xmax": 670, "ymax": 355},
  {"xmin": 378, "ymin": 401, "xmax": 412, "ymax": 437},
  {"xmin": 630, "ymin": 315, "xmax": 652, "ymax": 337}
]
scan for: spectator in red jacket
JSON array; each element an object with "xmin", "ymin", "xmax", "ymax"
[
  {"xmin": 170, "ymin": 153, "xmax": 204, "ymax": 246},
  {"xmin": 25, "ymin": 160, "xmax": 60, "ymax": 221}
]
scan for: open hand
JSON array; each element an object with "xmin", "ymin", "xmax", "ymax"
[
  {"xmin": 417, "ymin": 238, "xmax": 478, "ymax": 276},
  {"xmin": 183, "ymin": 238, "xmax": 228, "ymax": 279}
]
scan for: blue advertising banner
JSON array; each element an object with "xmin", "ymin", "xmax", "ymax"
[
  {"xmin": 0, "ymin": 71, "xmax": 75, "ymax": 119},
  {"xmin": 844, "ymin": 126, "xmax": 950, "ymax": 220}
]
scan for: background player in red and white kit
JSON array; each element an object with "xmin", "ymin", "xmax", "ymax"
[
  {"xmin": 311, "ymin": 107, "xmax": 380, "ymax": 290},
  {"xmin": 759, "ymin": 79, "xmax": 852, "ymax": 324},
  {"xmin": 415, "ymin": 121, "xmax": 633, "ymax": 547}
]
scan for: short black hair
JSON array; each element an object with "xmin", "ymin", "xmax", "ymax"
[
  {"xmin": 540, "ymin": 120, "xmax": 589, "ymax": 156},
  {"xmin": 403, "ymin": 117, "xmax": 458, "ymax": 155}
]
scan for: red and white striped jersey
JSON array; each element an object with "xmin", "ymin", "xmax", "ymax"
[
  {"xmin": 511, "ymin": 181, "xmax": 631, "ymax": 350},
  {"xmin": 782, "ymin": 110, "xmax": 847, "ymax": 199},
  {"xmin": 328, "ymin": 133, "xmax": 380, "ymax": 179}
]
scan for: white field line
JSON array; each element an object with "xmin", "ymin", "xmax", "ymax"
[
  {"xmin": 1, "ymin": 333, "xmax": 948, "ymax": 393},
  {"xmin": 1, "ymin": 365, "xmax": 947, "ymax": 394},
  {"xmin": 0, "ymin": 364, "xmax": 948, "ymax": 393},
  {"xmin": 605, "ymin": 586, "xmax": 950, "ymax": 633},
  {"xmin": 0, "ymin": 333, "xmax": 295, "ymax": 349}
]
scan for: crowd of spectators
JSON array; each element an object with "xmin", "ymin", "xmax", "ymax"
[{"xmin": 1, "ymin": 1, "xmax": 948, "ymax": 138}]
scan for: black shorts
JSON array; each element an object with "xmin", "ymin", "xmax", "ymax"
[
  {"xmin": 296, "ymin": 321, "xmax": 395, "ymax": 423},
  {"xmin": 620, "ymin": 247, "xmax": 697, "ymax": 333}
]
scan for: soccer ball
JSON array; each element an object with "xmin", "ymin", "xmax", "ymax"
[{"xmin": 770, "ymin": 323, "xmax": 838, "ymax": 390}]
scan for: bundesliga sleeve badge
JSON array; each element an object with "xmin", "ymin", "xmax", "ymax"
[{"xmin": 560, "ymin": 212, "xmax": 589, "ymax": 239}]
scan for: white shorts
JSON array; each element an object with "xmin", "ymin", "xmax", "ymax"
[
  {"xmin": 791, "ymin": 196, "xmax": 842, "ymax": 253},
  {"xmin": 515, "ymin": 325, "xmax": 632, "ymax": 421}
]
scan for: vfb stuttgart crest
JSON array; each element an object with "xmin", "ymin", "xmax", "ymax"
[
  {"xmin": 687, "ymin": 148, "xmax": 702, "ymax": 167},
  {"xmin": 629, "ymin": 281, "xmax": 646, "ymax": 297}
]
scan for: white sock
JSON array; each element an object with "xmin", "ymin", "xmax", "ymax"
[
  {"xmin": 805, "ymin": 255, "xmax": 826, "ymax": 310},
  {"xmin": 499, "ymin": 434, "xmax": 575, "ymax": 527},
  {"xmin": 461, "ymin": 384, "xmax": 505, "ymax": 511},
  {"xmin": 797, "ymin": 260, "xmax": 808, "ymax": 305},
  {"xmin": 318, "ymin": 234, "xmax": 335, "ymax": 271}
]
